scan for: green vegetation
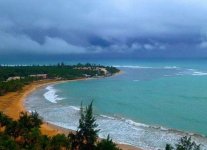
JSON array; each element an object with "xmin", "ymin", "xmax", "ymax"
[
  {"xmin": 165, "ymin": 136, "xmax": 201, "ymax": 150},
  {"xmin": 96, "ymin": 135, "xmax": 121, "ymax": 150},
  {"xmin": 0, "ymin": 102, "xmax": 121, "ymax": 150},
  {"xmin": 69, "ymin": 102, "xmax": 99, "ymax": 150},
  {"xmin": 0, "ymin": 63, "xmax": 120, "ymax": 96},
  {"xmin": 0, "ymin": 77, "xmax": 38, "ymax": 96}
]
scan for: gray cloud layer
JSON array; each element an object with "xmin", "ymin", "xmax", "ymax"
[{"xmin": 1, "ymin": 0, "xmax": 207, "ymax": 57}]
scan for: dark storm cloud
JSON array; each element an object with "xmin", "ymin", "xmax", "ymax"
[{"xmin": 1, "ymin": 0, "xmax": 207, "ymax": 57}]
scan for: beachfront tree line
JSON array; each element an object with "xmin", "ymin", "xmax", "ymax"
[
  {"xmin": 0, "ymin": 63, "xmax": 120, "ymax": 96},
  {"xmin": 0, "ymin": 63, "xmax": 119, "ymax": 81},
  {"xmin": 0, "ymin": 102, "xmax": 121, "ymax": 150}
]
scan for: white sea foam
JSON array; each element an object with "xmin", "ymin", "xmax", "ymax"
[
  {"xmin": 97, "ymin": 114, "xmax": 207, "ymax": 149},
  {"xmin": 43, "ymin": 86, "xmax": 64, "ymax": 103},
  {"xmin": 133, "ymin": 80, "xmax": 140, "ymax": 82},
  {"xmin": 113, "ymin": 65, "xmax": 153, "ymax": 69},
  {"xmin": 100, "ymin": 114, "xmax": 116, "ymax": 120},
  {"xmin": 164, "ymin": 75, "xmax": 171, "ymax": 76},
  {"xmin": 97, "ymin": 115, "xmax": 207, "ymax": 150},
  {"xmin": 163, "ymin": 66, "xmax": 179, "ymax": 69},
  {"xmin": 175, "ymin": 73, "xmax": 184, "ymax": 76},
  {"xmin": 47, "ymin": 121, "xmax": 77, "ymax": 131},
  {"xmin": 113, "ymin": 65, "xmax": 179, "ymax": 69},
  {"xmin": 70, "ymin": 106, "xmax": 80, "ymax": 111},
  {"xmin": 192, "ymin": 71, "xmax": 207, "ymax": 76},
  {"xmin": 174, "ymin": 68, "xmax": 207, "ymax": 76},
  {"xmin": 187, "ymin": 69, "xmax": 196, "ymax": 71},
  {"xmin": 124, "ymin": 118, "xmax": 149, "ymax": 128},
  {"xmin": 114, "ymin": 65, "xmax": 207, "ymax": 77}
]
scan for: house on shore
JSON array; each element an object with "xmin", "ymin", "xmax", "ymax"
[
  {"xmin": 6, "ymin": 76, "xmax": 21, "ymax": 81},
  {"xmin": 82, "ymin": 74, "xmax": 91, "ymax": 78},
  {"xmin": 29, "ymin": 74, "xmax": 47, "ymax": 79},
  {"xmin": 75, "ymin": 67, "xmax": 109, "ymax": 76}
]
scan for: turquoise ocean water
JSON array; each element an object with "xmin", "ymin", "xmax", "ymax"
[{"xmin": 25, "ymin": 59, "xmax": 207, "ymax": 149}]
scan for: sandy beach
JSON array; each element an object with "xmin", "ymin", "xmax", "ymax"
[{"xmin": 0, "ymin": 79, "xmax": 142, "ymax": 150}]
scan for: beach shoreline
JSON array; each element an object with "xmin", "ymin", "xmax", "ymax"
[{"xmin": 0, "ymin": 77, "xmax": 142, "ymax": 150}]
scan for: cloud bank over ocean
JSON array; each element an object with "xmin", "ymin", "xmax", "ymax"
[{"xmin": 1, "ymin": 0, "xmax": 207, "ymax": 57}]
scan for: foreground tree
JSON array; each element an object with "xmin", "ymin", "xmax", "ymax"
[
  {"xmin": 50, "ymin": 134, "xmax": 70, "ymax": 150},
  {"xmin": 4, "ymin": 120, "xmax": 20, "ymax": 139},
  {"xmin": 0, "ymin": 112, "xmax": 12, "ymax": 130},
  {"xmin": 72, "ymin": 102, "xmax": 99, "ymax": 150},
  {"xmin": 18, "ymin": 111, "xmax": 42, "ymax": 131},
  {"xmin": 39, "ymin": 135, "xmax": 51, "ymax": 150},
  {"xmin": 165, "ymin": 144, "xmax": 174, "ymax": 150},
  {"xmin": 0, "ymin": 133, "xmax": 18, "ymax": 150},
  {"xmin": 166, "ymin": 136, "xmax": 201, "ymax": 150},
  {"xmin": 96, "ymin": 135, "xmax": 121, "ymax": 150},
  {"xmin": 21, "ymin": 127, "xmax": 42, "ymax": 149},
  {"xmin": 69, "ymin": 102, "xmax": 120, "ymax": 150}
]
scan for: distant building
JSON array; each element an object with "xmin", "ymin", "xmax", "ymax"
[
  {"xmin": 29, "ymin": 74, "xmax": 47, "ymax": 79},
  {"xmin": 75, "ymin": 67, "xmax": 92, "ymax": 70},
  {"xmin": 75, "ymin": 67, "xmax": 108, "ymax": 75},
  {"xmin": 6, "ymin": 76, "xmax": 21, "ymax": 81},
  {"xmin": 82, "ymin": 74, "xmax": 91, "ymax": 78},
  {"xmin": 99, "ymin": 68, "xmax": 108, "ymax": 75}
]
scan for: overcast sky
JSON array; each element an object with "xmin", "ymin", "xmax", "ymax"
[{"xmin": 1, "ymin": 0, "xmax": 207, "ymax": 58}]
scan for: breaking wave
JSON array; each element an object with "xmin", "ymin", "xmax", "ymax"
[{"xmin": 43, "ymin": 86, "xmax": 64, "ymax": 103}]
